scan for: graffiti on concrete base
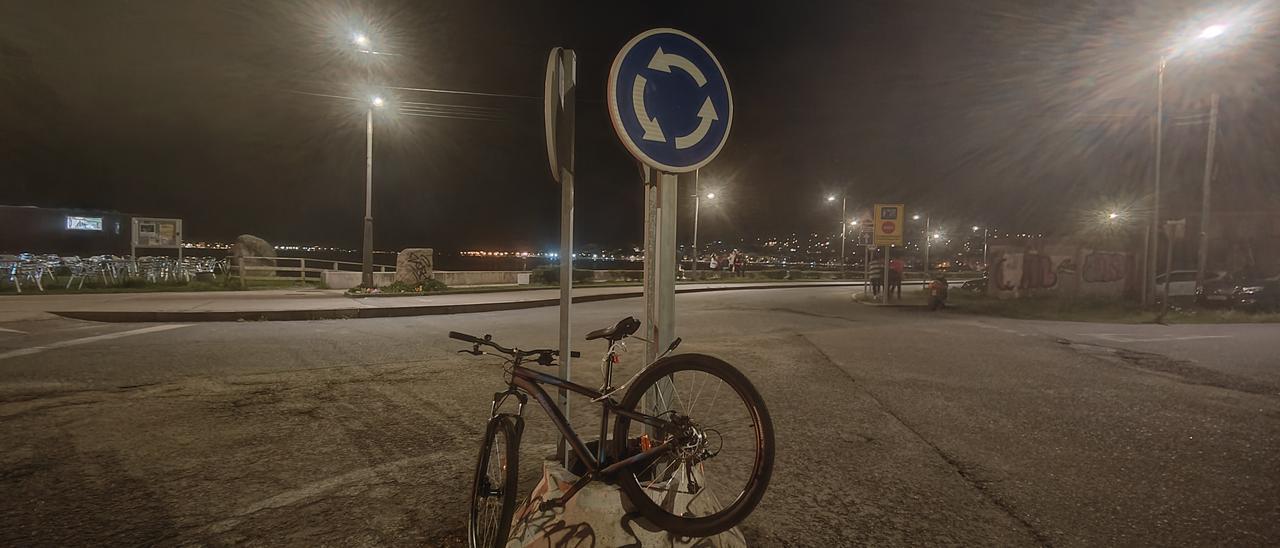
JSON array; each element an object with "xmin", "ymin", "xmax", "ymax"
[{"xmin": 1082, "ymin": 251, "xmax": 1126, "ymax": 283}]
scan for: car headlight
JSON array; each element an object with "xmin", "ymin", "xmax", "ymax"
[{"xmin": 1240, "ymin": 286, "xmax": 1264, "ymax": 294}]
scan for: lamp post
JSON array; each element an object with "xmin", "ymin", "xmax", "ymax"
[
  {"xmin": 827, "ymin": 195, "xmax": 847, "ymax": 269},
  {"xmin": 361, "ymin": 95, "xmax": 384, "ymax": 287},
  {"xmin": 913, "ymin": 214, "xmax": 931, "ymax": 279},
  {"xmin": 973, "ymin": 225, "xmax": 988, "ymax": 272},
  {"xmin": 692, "ymin": 186, "xmax": 715, "ymax": 274},
  {"xmin": 1146, "ymin": 22, "xmax": 1229, "ymax": 306}
]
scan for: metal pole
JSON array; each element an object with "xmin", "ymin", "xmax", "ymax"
[
  {"xmin": 1160, "ymin": 223, "xmax": 1174, "ymax": 318},
  {"xmin": 1195, "ymin": 93, "xmax": 1219, "ymax": 291},
  {"xmin": 923, "ymin": 216, "xmax": 931, "ymax": 280},
  {"xmin": 361, "ymin": 107, "xmax": 375, "ymax": 288},
  {"xmin": 643, "ymin": 169, "xmax": 679, "ymax": 430},
  {"xmin": 691, "ymin": 172, "xmax": 700, "ymax": 275},
  {"xmin": 1146, "ymin": 56, "xmax": 1166, "ymax": 307},
  {"xmin": 839, "ymin": 196, "xmax": 847, "ymax": 271},
  {"xmin": 863, "ymin": 240, "xmax": 870, "ymax": 296},
  {"xmin": 982, "ymin": 228, "xmax": 989, "ymax": 273},
  {"xmin": 882, "ymin": 245, "xmax": 890, "ymax": 305},
  {"xmin": 556, "ymin": 49, "xmax": 577, "ymax": 467}
]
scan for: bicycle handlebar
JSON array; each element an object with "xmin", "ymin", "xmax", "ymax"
[{"xmin": 449, "ymin": 331, "xmax": 581, "ymax": 360}]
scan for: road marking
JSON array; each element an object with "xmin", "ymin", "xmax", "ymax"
[
  {"xmin": 1082, "ymin": 333, "xmax": 1234, "ymax": 343},
  {"xmin": 0, "ymin": 327, "xmax": 28, "ymax": 335},
  {"xmin": 0, "ymin": 324, "xmax": 191, "ymax": 361}
]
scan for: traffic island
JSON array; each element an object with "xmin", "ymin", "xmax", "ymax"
[{"xmin": 508, "ymin": 460, "xmax": 746, "ymax": 547}]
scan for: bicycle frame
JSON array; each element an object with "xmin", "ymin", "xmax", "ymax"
[{"xmin": 492, "ymin": 360, "xmax": 677, "ymax": 508}]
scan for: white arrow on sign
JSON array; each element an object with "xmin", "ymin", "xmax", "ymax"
[
  {"xmin": 674, "ymin": 97, "xmax": 718, "ymax": 149},
  {"xmin": 632, "ymin": 75, "xmax": 666, "ymax": 142},
  {"xmin": 647, "ymin": 48, "xmax": 707, "ymax": 87}
]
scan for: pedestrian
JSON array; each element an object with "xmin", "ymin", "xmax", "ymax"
[
  {"xmin": 709, "ymin": 254, "xmax": 719, "ymax": 272},
  {"xmin": 726, "ymin": 249, "xmax": 738, "ymax": 274},
  {"xmin": 733, "ymin": 251, "xmax": 745, "ymax": 277},
  {"xmin": 868, "ymin": 253, "xmax": 884, "ymax": 296},
  {"xmin": 888, "ymin": 257, "xmax": 904, "ymax": 300}
]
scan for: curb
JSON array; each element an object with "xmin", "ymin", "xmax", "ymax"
[{"xmin": 50, "ymin": 282, "xmax": 863, "ymax": 323}]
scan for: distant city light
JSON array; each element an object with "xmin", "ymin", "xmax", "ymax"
[
  {"xmin": 826, "ymin": 195, "xmax": 836, "ymax": 202},
  {"xmin": 912, "ymin": 214, "xmax": 921, "ymax": 220},
  {"xmin": 972, "ymin": 226, "xmax": 980, "ymax": 231}
]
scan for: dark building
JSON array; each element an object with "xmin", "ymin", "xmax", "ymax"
[{"xmin": 0, "ymin": 205, "xmax": 132, "ymax": 256}]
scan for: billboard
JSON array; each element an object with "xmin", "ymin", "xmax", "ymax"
[{"xmin": 132, "ymin": 218, "xmax": 182, "ymax": 249}]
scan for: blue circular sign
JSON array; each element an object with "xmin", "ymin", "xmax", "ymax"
[{"xmin": 608, "ymin": 28, "xmax": 733, "ymax": 173}]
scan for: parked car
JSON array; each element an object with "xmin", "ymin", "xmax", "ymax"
[
  {"xmin": 960, "ymin": 276, "xmax": 987, "ymax": 294},
  {"xmin": 1232, "ymin": 272, "xmax": 1280, "ymax": 312},
  {"xmin": 1197, "ymin": 273, "xmax": 1238, "ymax": 307},
  {"xmin": 1156, "ymin": 270, "xmax": 1226, "ymax": 304}
]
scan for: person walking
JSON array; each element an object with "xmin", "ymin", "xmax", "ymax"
[
  {"xmin": 708, "ymin": 254, "xmax": 719, "ymax": 272},
  {"xmin": 888, "ymin": 257, "xmax": 905, "ymax": 300},
  {"xmin": 868, "ymin": 253, "xmax": 885, "ymax": 297},
  {"xmin": 732, "ymin": 249, "xmax": 745, "ymax": 277}
]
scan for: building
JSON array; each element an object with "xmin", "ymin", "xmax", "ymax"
[{"xmin": 0, "ymin": 205, "xmax": 132, "ymax": 256}]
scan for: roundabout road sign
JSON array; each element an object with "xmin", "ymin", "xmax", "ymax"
[{"xmin": 607, "ymin": 28, "xmax": 733, "ymax": 173}]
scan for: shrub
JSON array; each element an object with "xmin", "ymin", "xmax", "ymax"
[{"xmin": 531, "ymin": 266, "xmax": 594, "ymax": 285}]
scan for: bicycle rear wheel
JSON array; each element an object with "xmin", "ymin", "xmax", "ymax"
[
  {"xmin": 612, "ymin": 353, "xmax": 774, "ymax": 537},
  {"xmin": 469, "ymin": 415, "xmax": 519, "ymax": 548}
]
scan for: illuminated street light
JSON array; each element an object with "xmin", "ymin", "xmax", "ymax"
[
  {"xmin": 1146, "ymin": 20, "xmax": 1234, "ymax": 306},
  {"xmin": 371, "ymin": 96, "xmax": 385, "ymax": 108},
  {"xmin": 691, "ymin": 181, "xmax": 720, "ymax": 273},
  {"xmin": 972, "ymin": 226, "xmax": 980, "ymax": 232},
  {"xmin": 912, "ymin": 214, "xmax": 920, "ymax": 221},
  {"xmin": 706, "ymin": 192, "xmax": 716, "ymax": 200},
  {"xmin": 850, "ymin": 220, "xmax": 859, "ymax": 226},
  {"xmin": 824, "ymin": 194, "xmax": 848, "ymax": 268},
  {"xmin": 1108, "ymin": 212, "xmax": 1120, "ymax": 220},
  {"xmin": 1199, "ymin": 24, "xmax": 1227, "ymax": 40},
  {"xmin": 827, "ymin": 195, "xmax": 836, "ymax": 202},
  {"xmin": 353, "ymin": 32, "xmax": 371, "ymax": 48}
]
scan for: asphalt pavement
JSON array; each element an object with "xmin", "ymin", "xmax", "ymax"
[{"xmin": 0, "ymin": 286, "xmax": 1276, "ymax": 546}]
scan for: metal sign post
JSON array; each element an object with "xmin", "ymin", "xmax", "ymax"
[
  {"xmin": 608, "ymin": 28, "xmax": 733, "ymax": 418},
  {"xmin": 544, "ymin": 47, "xmax": 577, "ymax": 465},
  {"xmin": 872, "ymin": 204, "xmax": 905, "ymax": 304}
]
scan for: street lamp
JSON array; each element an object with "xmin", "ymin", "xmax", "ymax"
[
  {"xmin": 691, "ymin": 185, "xmax": 718, "ymax": 273},
  {"xmin": 972, "ymin": 225, "xmax": 989, "ymax": 272},
  {"xmin": 825, "ymin": 194, "xmax": 848, "ymax": 269},
  {"xmin": 912, "ymin": 214, "xmax": 932, "ymax": 279},
  {"xmin": 1147, "ymin": 22, "xmax": 1229, "ymax": 306},
  {"xmin": 361, "ymin": 94, "xmax": 386, "ymax": 287},
  {"xmin": 353, "ymin": 33, "xmax": 371, "ymax": 49}
]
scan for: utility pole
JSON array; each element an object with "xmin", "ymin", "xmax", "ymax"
[
  {"xmin": 361, "ymin": 106, "xmax": 375, "ymax": 287},
  {"xmin": 1195, "ymin": 93, "xmax": 1219, "ymax": 291},
  {"xmin": 1145, "ymin": 56, "xmax": 1167, "ymax": 307}
]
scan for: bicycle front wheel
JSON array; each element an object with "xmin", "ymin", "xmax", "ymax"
[
  {"xmin": 469, "ymin": 415, "xmax": 519, "ymax": 548},
  {"xmin": 612, "ymin": 353, "xmax": 774, "ymax": 537}
]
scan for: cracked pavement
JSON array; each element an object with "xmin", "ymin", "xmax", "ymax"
[{"xmin": 1, "ymin": 286, "xmax": 1277, "ymax": 546}]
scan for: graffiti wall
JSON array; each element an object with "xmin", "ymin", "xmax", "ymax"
[{"xmin": 988, "ymin": 241, "xmax": 1130, "ymax": 298}]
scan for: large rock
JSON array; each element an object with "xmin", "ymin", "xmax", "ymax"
[
  {"xmin": 394, "ymin": 248, "xmax": 434, "ymax": 286},
  {"xmin": 230, "ymin": 234, "xmax": 277, "ymax": 277},
  {"xmin": 507, "ymin": 460, "xmax": 746, "ymax": 547}
]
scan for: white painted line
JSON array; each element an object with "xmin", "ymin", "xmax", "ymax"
[
  {"xmin": 0, "ymin": 324, "xmax": 191, "ymax": 361},
  {"xmin": 1082, "ymin": 333, "xmax": 1234, "ymax": 344},
  {"xmin": 0, "ymin": 327, "xmax": 28, "ymax": 335}
]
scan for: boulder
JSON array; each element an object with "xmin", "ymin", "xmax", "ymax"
[
  {"xmin": 230, "ymin": 234, "xmax": 277, "ymax": 277},
  {"xmin": 395, "ymin": 248, "xmax": 434, "ymax": 286}
]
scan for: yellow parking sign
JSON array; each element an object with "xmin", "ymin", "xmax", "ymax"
[{"xmin": 873, "ymin": 204, "xmax": 904, "ymax": 246}]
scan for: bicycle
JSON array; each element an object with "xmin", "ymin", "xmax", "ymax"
[{"xmin": 452, "ymin": 316, "xmax": 774, "ymax": 546}]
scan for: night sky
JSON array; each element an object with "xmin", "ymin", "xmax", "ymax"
[{"xmin": 3, "ymin": 0, "xmax": 1278, "ymax": 252}]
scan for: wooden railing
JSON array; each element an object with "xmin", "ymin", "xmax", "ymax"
[{"xmin": 225, "ymin": 256, "xmax": 394, "ymax": 285}]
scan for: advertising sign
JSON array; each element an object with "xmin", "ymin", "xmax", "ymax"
[{"xmin": 132, "ymin": 217, "xmax": 182, "ymax": 249}]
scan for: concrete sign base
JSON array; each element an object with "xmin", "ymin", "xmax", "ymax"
[{"xmin": 507, "ymin": 460, "xmax": 747, "ymax": 547}]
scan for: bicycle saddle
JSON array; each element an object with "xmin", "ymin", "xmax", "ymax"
[{"xmin": 585, "ymin": 316, "xmax": 641, "ymax": 341}]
